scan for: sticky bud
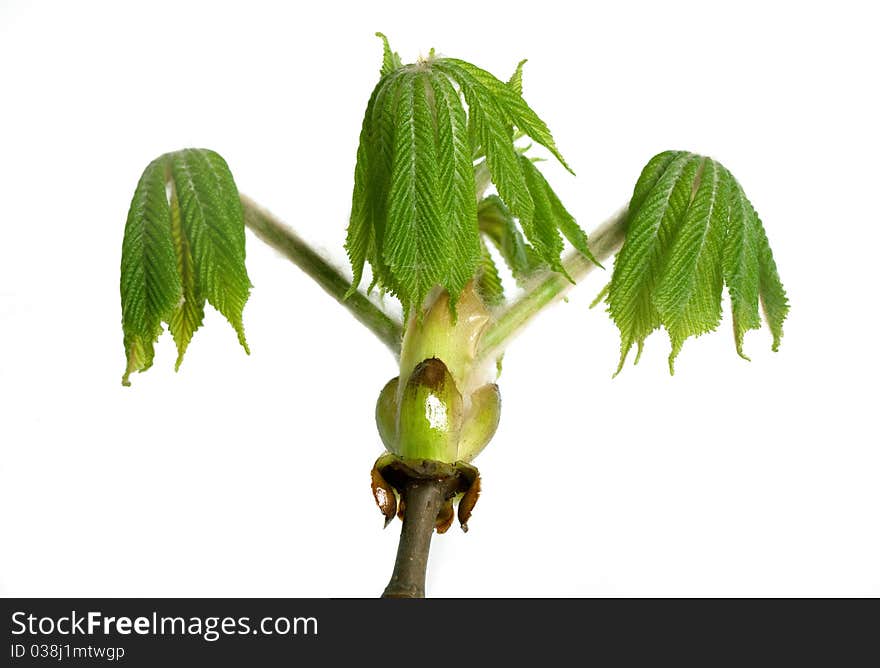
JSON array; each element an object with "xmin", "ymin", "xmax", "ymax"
[
  {"xmin": 397, "ymin": 358, "xmax": 463, "ymax": 462},
  {"xmin": 457, "ymin": 383, "xmax": 501, "ymax": 463},
  {"xmin": 375, "ymin": 377, "xmax": 399, "ymax": 453},
  {"xmin": 374, "ymin": 284, "xmax": 503, "ymax": 465}
]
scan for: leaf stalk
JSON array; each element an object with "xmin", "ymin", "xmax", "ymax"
[
  {"xmin": 477, "ymin": 206, "xmax": 628, "ymax": 360},
  {"xmin": 241, "ymin": 195, "xmax": 628, "ymax": 363},
  {"xmin": 240, "ymin": 195, "xmax": 404, "ymax": 355}
]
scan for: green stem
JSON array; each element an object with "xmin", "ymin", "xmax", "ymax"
[
  {"xmin": 240, "ymin": 195, "xmax": 403, "ymax": 356},
  {"xmin": 241, "ymin": 194, "xmax": 626, "ymax": 362},
  {"xmin": 477, "ymin": 206, "xmax": 628, "ymax": 360}
]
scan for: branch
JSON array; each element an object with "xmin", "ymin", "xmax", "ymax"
[
  {"xmin": 240, "ymin": 194, "xmax": 627, "ymax": 362},
  {"xmin": 477, "ymin": 206, "xmax": 628, "ymax": 360},
  {"xmin": 382, "ymin": 478, "xmax": 453, "ymax": 598},
  {"xmin": 240, "ymin": 195, "xmax": 403, "ymax": 356}
]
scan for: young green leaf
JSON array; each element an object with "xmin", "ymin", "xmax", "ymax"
[
  {"xmin": 477, "ymin": 195, "xmax": 542, "ymax": 281},
  {"xmin": 434, "ymin": 58, "xmax": 573, "ymax": 174},
  {"xmin": 508, "ymin": 59, "xmax": 527, "ymax": 96},
  {"xmin": 476, "ymin": 238, "xmax": 505, "ymax": 307},
  {"xmin": 376, "ymin": 32, "xmax": 403, "ymax": 76},
  {"xmin": 120, "ymin": 157, "xmax": 181, "ymax": 386},
  {"xmin": 430, "ymin": 70, "xmax": 481, "ymax": 305},
  {"xmin": 120, "ymin": 149, "xmax": 251, "ymax": 385},
  {"xmin": 755, "ymin": 216, "xmax": 788, "ymax": 352},
  {"xmin": 517, "ymin": 155, "xmax": 565, "ymax": 274},
  {"xmin": 170, "ymin": 149, "xmax": 251, "ymax": 351},
  {"xmin": 384, "ymin": 71, "xmax": 448, "ymax": 312},
  {"xmin": 436, "ymin": 59, "xmax": 534, "ymax": 231},
  {"xmin": 366, "ymin": 70, "xmax": 408, "ymax": 296},
  {"xmin": 518, "ymin": 155, "xmax": 600, "ymax": 272},
  {"xmin": 605, "ymin": 151, "xmax": 789, "ymax": 374},
  {"xmin": 345, "ymin": 81, "xmax": 382, "ymax": 295},
  {"xmin": 653, "ymin": 158, "xmax": 727, "ymax": 370},
  {"xmin": 167, "ymin": 181, "xmax": 205, "ymax": 369},
  {"xmin": 346, "ymin": 36, "xmax": 590, "ymax": 314}
]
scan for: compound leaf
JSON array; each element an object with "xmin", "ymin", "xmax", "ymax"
[
  {"xmin": 605, "ymin": 150, "xmax": 789, "ymax": 374},
  {"xmin": 347, "ymin": 35, "xmax": 590, "ymax": 315},
  {"xmin": 120, "ymin": 148, "xmax": 250, "ymax": 385}
]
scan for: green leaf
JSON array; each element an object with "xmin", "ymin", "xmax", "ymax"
[
  {"xmin": 476, "ymin": 238, "xmax": 505, "ymax": 306},
  {"xmin": 120, "ymin": 148, "xmax": 251, "ymax": 385},
  {"xmin": 376, "ymin": 32, "xmax": 403, "ymax": 76},
  {"xmin": 477, "ymin": 195, "xmax": 542, "ymax": 281},
  {"xmin": 170, "ymin": 149, "xmax": 251, "ymax": 351},
  {"xmin": 384, "ymin": 72, "xmax": 448, "ymax": 312},
  {"xmin": 517, "ymin": 156, "xmax": 565, "ymax": 273},
  {"xmin": 654, "ymin": 158, "xmax": 727, "ymax": 372},
  {"xmin": 723, "ymin": 172, "xmax": 789, "ymax": 358},
  {"xmin": 755, "ymin": 215, "xmax": 789, "ymax": 352},
  {"xmin": 629, "ymin": 150, "xmax": 686, "ymax": 216},
  {"xmin": 607, "ymin": 152, "xmax": 699, "ymax": 372},
  {"xmin": 518, "ymin": 155, "xmax": 600, "ymax": 272},
  {"xmin": 345, "ymin": 80, "xmax": 381, "ymax": 295},
  {"xmin": 430, "ymin": 70, "xmax": 481, "ymax": 306},
  {"xmin": 508, "ymin": 59, "xmax": 527, "ymax": 96},
  {"xmin": 346, "ymin": 43, "xmax": 579, "ymax": 314},
  {"xmin": 435, "ymin": 61, "xmax": 534, "ymax": 230},
  {"xmin": 605, "ymin": 150, "xmax": 788, "ymax": 374},
  {"xmin": 348, "ymin": 69, "xmax": 411, "ymax": 298},
  {"xmin": 435, "ymin": 58, "xmax": 573, "ymax": 174},
  {"xmin": 167, "ymin": 181, "xmax": 205, "ymax": 370},
  {"xmin": 120, "ymin": 157, "xmax": 181, "ymax": 386},
  {"xmin": 365, "ymin": 70, "xmax": 408, "ymax": 295}
]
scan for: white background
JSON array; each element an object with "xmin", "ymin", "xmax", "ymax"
[{"xmin": 1, "ymin": 0, "xmax": 878, "ymax": 597}]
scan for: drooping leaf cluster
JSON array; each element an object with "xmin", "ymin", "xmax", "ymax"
[
  {"xmin": 346, "ymin": 34, "xmax": 597, "ymax": 315},
  {"xmin": 120, "ymin": 148, "xmax": 251, "ymax": 385},
  {"xmin": 604, "ymin": 151, "xmax": 789, "ymax": 374}
]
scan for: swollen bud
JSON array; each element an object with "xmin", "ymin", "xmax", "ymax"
[
  {"xmin": 397, "ymin": 358, "xmax": 463, "ymax": 462},
  {"xmin": 398, "ymin": 282, "xmax": 491, "ymax": 402},
  {"xmin": 374, "ymin": 283, "xmax": 504, "ymax": 465},
  {"xmin": 375, "ymin": 377, "xmax": 399, "ymax": 452},
  {"xmin": 457, "ymin": 383, "xmax": 501, "ymax": 463}
]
